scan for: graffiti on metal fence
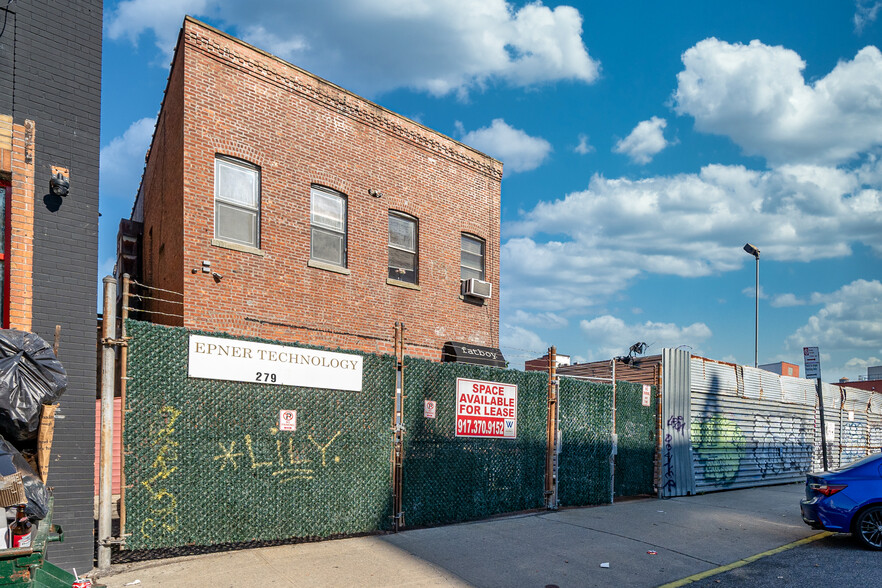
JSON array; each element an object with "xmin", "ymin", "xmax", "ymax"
[
  {"xmin": 140, "ymin": 405, "xmax": 181, "ymax": 538},
  {"xmin": 662, "ymin": 415, "xmax": 687, "ymax": 492},
  {"xmin": 750, "ymin": 414, "xmax": 812, "ymax": 478},
  {"xmin": 212, "ymin": 428, "xmax": 342, "ymax": 483},
  {"xmin": 691, "ymin": 415, "xmax": 745, "ymax": 486},
  {"xmin": 840, "ymin": 421, "xmax": 866, "ymax": 464}
]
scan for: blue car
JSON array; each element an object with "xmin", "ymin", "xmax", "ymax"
[{"xmin": 801, "ymin": 452, "xmax": 882, "ymax": 549}]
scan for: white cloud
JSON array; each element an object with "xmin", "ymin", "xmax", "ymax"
[
  {"xmin": 673, "ymin": 39, "xmax": 882, "ymax": 165},
  {"xmin": 106, "ymin": 0, "xmax": 600, "ymax": 98},
  {"xmin": 613, "ymin": 116, "xmax": 670, "ymax": 164},
  {"xmin": 771, "ymin": 293, "xmax": 806, "ymax": 308},
  {"xmin": 855, "ymin": 1, "xmax": 882, "ymax": 33},
  {"xmin": 99, "ymin": 117, "xmax": 156, "ymax": 201},
  {"xmin": 845, "ymin": 356, "xmax": 882, "ymax": 369},
  {"xmin": 787, "ymin": 279, "xmax": 882, "ymax": 351},
  {"xmin": 510, "ymin": 309, "xmax": 569, "ymax": 329},
  {"xmin": 459, "ymin": 119, "xmax": 552, "ymax": 174},
  {"xmin": 579, "ymin": 315, "xmax": 712, "ymax": 360},
  {"xmin": 502, "ymin": 163, "xmax": 882, "ymax": 313},
  {"xmin": 741, "ymin": 285, "xmax": 768, "ymax": 300},
  {"xmin": 500, "ymin": 325, "xmax": 548, "ymax": 367},
  {"xmin": 574, "ymin": 133, "xmax": 594, "ymax": 155}
]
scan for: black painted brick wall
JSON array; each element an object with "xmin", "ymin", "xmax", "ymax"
[{"xmin": 2, "ymin": 0, "xmax": 102, "ymax": 572}]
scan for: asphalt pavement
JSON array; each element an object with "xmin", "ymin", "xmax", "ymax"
[{"xmin": 92, "ymin": 483, "xmax": 836, "ymax": 588}]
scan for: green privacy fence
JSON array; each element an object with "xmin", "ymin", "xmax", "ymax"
[
  {"xmin": 557, "ymin": 378, "xmax": 614, "ymax": 506},
  {"xmin": 401, "ymin": 359, "xmax": 548, "ymax": 527},
  {"xmin": 613, "ymin": 382, "xmax": 658, "ymax": 498},
  {"xmin": 124, "ymin": 320, "xmax": 395, "ymax": 550},
  {"xmin": 123, "ymin": 320, "xmax": 644, "ymax": 552}
]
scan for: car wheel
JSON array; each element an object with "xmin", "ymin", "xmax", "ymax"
[{"xmin": 855, "ymin": 506, "xmax": 882, "ymax": 550}]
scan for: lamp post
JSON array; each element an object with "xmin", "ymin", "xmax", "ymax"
[{"xmin": 743, "ymin": 243, "xmax": 760, "ymax": 367}]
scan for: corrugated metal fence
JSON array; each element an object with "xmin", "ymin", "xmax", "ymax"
[{"xmin": 662, "ymin": 353, "xmax": 882, "ymax": 497}]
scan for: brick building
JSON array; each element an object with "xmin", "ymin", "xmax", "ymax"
[
  {"xmin": 0, "ymin": 0, "xmax": 102, "ymax": 571},
  {"xmin": 123, "ymin": 18, "xmax": 503, "ymax": 360}
]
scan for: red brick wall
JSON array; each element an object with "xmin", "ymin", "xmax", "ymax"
[
  {"xmin": 138, "ymin": 43, "xmax": 186, "ymax": 326},
  {"xmin": 140, "ymin": 18, "xmax": 502, "ymax": 359},
  {"xmin": 0, "ymin": 118, "xmax": 36, "ymax": 331}
]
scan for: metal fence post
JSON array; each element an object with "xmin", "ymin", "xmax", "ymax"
[
  {"xmin": 119, "ymin": 274, "xmax": 130, "ymax": 539},
  {"xmin": 611, "ymin": 359, "xmax": 617, "ymax": 504},
  {"xmin": 391, "ymin": 322, "xmax": 406, "ymax": 530},
  {"xmin": 545, "ymin": 347, "xmax": 558, "ymax": 509},
  {"xmin": 98, "ymin": 276, "xmax": 117, "ymax": 568}
]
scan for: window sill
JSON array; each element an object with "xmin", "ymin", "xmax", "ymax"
[
  {"xmin": 308, "ymin": 259, "xmax": 351, "ymax": 275},
  {"xmin": 387, "ymin": 278, "xmax": 421, "ymax": 291},
  {"xmin": 211, "ymin": 239, "xmax": 265, "ymax": 256}
]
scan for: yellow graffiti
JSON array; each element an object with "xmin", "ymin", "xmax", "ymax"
[
  {"xmin": 213, "ymin": 441, "xmax": 243, "ymax": 470},
  {"xmin": 140, "ymin": 406, "xmax": 181, "ymax": 539},
  {"xmin": 309, "ymin": 431, "xmax": 342, "ymax": 467},
  {"xmin": 212, "ymin": 429, "xmax": 342, "ymax": 484}
]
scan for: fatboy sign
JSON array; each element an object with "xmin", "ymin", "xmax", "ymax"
[{"xmin": 188, "ymin": 335, "xmax": 363, "ymax": 391}]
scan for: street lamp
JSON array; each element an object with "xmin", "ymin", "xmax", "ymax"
[{"xmin": 743, "ymin": 243, "xmax": 760, "ymax": 367}]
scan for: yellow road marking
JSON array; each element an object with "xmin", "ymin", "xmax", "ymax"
[{"xmin": 658, "ymin": 531, "xmax": 834, "ymax": 588}]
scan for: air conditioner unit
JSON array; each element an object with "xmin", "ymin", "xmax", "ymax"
[{"xmin": 463, "ymin": 278, "xmax": 492, "ymax": 299}]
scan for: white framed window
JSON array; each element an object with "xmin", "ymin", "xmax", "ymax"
[
  {"xmin": 388, "ymin": 212, "xmax": 418, "ymax": 284},
  {"xmin": 215, "ymin": 156, "xmax": 260, "ymax": 248},
  {"xmin": 310, "ymin": 185, "xmax": 347, "ymax": 267},
  {"xmin": 460, "ymin": 233, "xmax": 485, "ymax": 281}
]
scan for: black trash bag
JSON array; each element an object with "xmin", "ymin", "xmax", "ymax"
[
  {"xmin": 0, "ymin": 330, "xmax": 67, "ymax": 442},
  {"xmin": 0, "ymin": 436, "xmax": 49, "ymax": 520}
]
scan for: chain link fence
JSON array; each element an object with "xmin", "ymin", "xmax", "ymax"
[
  {"xmin": 401, "ymin": 359, "xmax": 548, "ymax": 527},
  {"xmin": 557, "ymin": 377, "xmax": 614, "ymax": 506},
  {"xmin": 124, "ymin": 320, "xmax": 395, "ymax": 550},
  {"xmin": 122, "ymin": 320, "xmax": 645, "ymax": 552},
  {"xmin": 614, "ymin": 382, "xmax": 658, "ymax": 497}
]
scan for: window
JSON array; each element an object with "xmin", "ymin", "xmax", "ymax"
[
  {"xmin": 388, "ymin": 212, "xmax": 418, "ymax": 284},
  {"xmin": 310, "ymin": 186, "xmax": 347, "ymax": 267},
  {"xmin": 215, "ymin": 157, "xmax": 260, "ymax": 248},
  {"xmin": 460, "ymin": 234, "xmax": 485, "ymax": 281}
]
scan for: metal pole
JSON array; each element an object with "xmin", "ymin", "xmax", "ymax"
[
  {"xmin": 611, "ymin": 358, "xmax": 617, "ymax": 504},
  {"xmin": 754, "ymin": 255, "xmax": 759, "ymax": 368},
  {"xmin": 817, "ymin": 377, "xmax": 829, "ymax": 471},
  {"xmin": 119, "ymin": 274, "xmax": 130, "ymax": 538},
  {"xmin": 545, "ymin": 347, "xmax": 557, "ymax": 509},
  {"xmin": 98, "ymin": 276, "xmax": 117, "ymax": 569},
  {"xmin": 391, "ymin": 322, "xmax": 405, "ymax": 531}
]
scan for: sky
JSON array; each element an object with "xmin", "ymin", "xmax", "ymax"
[{"xmin": 99, "ymin": 0, "xmax": 882, "ymax": 381}]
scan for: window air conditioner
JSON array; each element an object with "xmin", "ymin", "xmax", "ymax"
[{"xmin": 463, "ymin": 278, "xmax": 492, "ymax": 299}]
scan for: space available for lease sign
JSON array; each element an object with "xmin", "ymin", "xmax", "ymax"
[
  {"xmin": 188, "ymin": 334, "xmax": 363, "ymax": 392},
  {"xmin": 455, "ymin": 378, "xmax": 517, "ymax": 438}
]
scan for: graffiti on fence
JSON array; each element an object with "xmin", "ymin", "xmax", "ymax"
[
  {"xmin": 750, "ymin": 415, "xmax": 812, "ymax": 478},
  {"xmin": 661, "ymin": 415, "xmax": 686, "ymax": 492},
  {"xmin": 840, "ymin": 421, "xmax": 866, "ymax": 464},
  {"xmin": 212, "ymin": 428, "xmax": 342, "ymax": 483},
  {"xmin": 691, "ymin": 415, "xmax": 744, "ymax": 486},
  {"xmin": 870, "ymin": 427, "xmax": 882, "ymax": 451},
  {"xmin": 140, "ymin": 406, "xmax": 181, "ymax": 539}
]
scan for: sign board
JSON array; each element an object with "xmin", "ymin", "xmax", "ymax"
[
  {"xmin": 188, "ymin": 335, "xmax": 363, "ymax": 391},
  {"xmin": 455, "ymin": 378, "xmax": 517, "ymax": 438},
  {"xmin": 641, "ymin": 385, "xmax": 652, "ymax": 407},
  {"xmin": 803, "ymin": 346, "xmax": 821, "ymax": 379},
  {"xmin": 279, "ymin": 410, "xmax": 297, "ymax": 431},
  {"xmin": 825, "ymin": 421, "xmax": 836, "ymax": 442},
  {"xmin": 424, "ymin": 400, "xmax": 436, "ymax": 419}
]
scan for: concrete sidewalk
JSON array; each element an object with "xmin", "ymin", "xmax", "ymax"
[{"xmin": 93, "ymin": 483, "xmax": 818, "ymax": 588}]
